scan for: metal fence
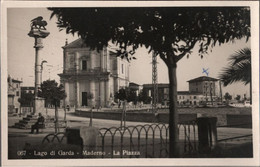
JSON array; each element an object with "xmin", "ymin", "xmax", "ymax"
[
  {"xmin": 98, "ymin": 123, "xmax": 169, "ymax": 158},
  {"xmin": 42, "ymin": 122, "xmax": 198, "ymax": 158},
  {"xmin": 42, "ymin": 132, "xmax": 67, "ymax": 144}
]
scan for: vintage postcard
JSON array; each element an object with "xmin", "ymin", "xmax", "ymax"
[{"xmin": 1, "ymin": 1, "xmax": 259, "ymax": 166}]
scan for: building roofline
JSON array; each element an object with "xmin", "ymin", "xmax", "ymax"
[
  {"xmin": 8, "ymin": 78, "xmax": 22, "ymax": 83},
  {"xmin": 187, "ymin": 76, "xmax": 219, "ymax": 82},
  {"xmin": 62, "ymin": 38, "xmax": 118, "ymax": 53},
  {"xmin": 21, "ymin": 86, "xmax": 34, "ymax": 89},
  {"xmin": 62, "ymin": 38, "xmax": 84, "ymax": 49},
  {"xmin": 129, "ymin": 82, "xmax": 140, "ymax": 86}
]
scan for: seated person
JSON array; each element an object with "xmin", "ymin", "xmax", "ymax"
[{"xmin": 30, "ymin": 113, "xmax": 45, "ymax": 134}]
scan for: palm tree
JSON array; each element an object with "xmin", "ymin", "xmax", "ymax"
[{"xmin": 219, "ymin": 48, "xmax": 251, "ymax": 104}]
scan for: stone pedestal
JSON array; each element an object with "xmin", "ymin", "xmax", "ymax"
[
  {"xmin": 34, "ymin": 97, "xmax": 45, "ymax": 115},
  {"xmin": 197, "ymin": 117, "xmax": 218, "ymax": 154},
  {"xmin": 66, "ymin": 126, "xmax": 99, "ymax": 157}
]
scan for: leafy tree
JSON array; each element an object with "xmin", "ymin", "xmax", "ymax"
[
  {"xmin": 49, "ymin": 7, "xmax": 250, "ymax": 157},
  {"xmin": 38, "ymin": 80, "xmax": 66, "ymax": 133},
  {"xmin": 219, "ymin": 48, "xmax": 251, "ymax": 104},
  {"xmin": 114, "ymin": 87, "xmax": 138, "ymax": 103},
  {"xmin": 114, "ymin": 88, "xmax": 128, "ymax": 101},
  {"xmin": 18, "ymin": 91, "xmax": 34, "ymax": 107},
  {"xmin": 18, "ymin": 91, "xmax": 34, "ymax": 114},
  {"xmin": 224, "ymin": 92, "xmax": 232, "ymax": 103},
  {"xmin": 235, "ymin": 95, "xmax": 241, "ymax": 101},
  {"xmin": 138, "ymin": 90, "xmax": 152, "ymax": 104},
  {"xmin": 127, "ymin": 89, "xmax": 138, "ymax": 102}
]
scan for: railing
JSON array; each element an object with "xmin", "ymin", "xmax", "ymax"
[
  {"xmin": 178, "ymin": 121, "xmax": 198, "ymax": 155},
  {"xmin": 42, "ymin": 132, "xmax": 66, "ymax": 144},
  {"xmin": 42, "ymin": 122, "xmax": 198, "ymax": 158},
  {"xmin": 63, "ymin": 68, "xmax": 108, "ymax": 74},
  {"xmin": 98, "ymin": 123, "xmax": 169, "ymax": 158}
]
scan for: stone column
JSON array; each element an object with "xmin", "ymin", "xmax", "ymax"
[
  {"xmin": 74, "ymin": 52, "xmax": 79, "ymax": 108},
  {"xmin": 101, "ymin": 48, "xmax": 104, "ymax": 71},
  {"xmin": 106, "ymin": 48, "xmax": 110, "ymax": 72},
  {"xmin": 100, "ymin": 81, "xmax": 104, "ymax": 107},
  {"xmin": 76, "ymin": 81, "xmax": 80, "ymax": 107},
  {"xmin": 75, "ymin": 52, "xmax": 79, "ymax": 71},
  {"xmin": 28, "ymin": 22, "xmax": 50, "ymax": 114},
  {"xmin": 34, "ymin": 38, "xmax": 43, "ymax": 94},
  {"xmin": 64, "ymin": 81, "xmax": 70, "ymax": 106},
  {"xmin": 105, "ymin": 80, "xmax": 110, "ymax": 107},
  {"xmin": 90, "ymin": 80, "xmax": 96, "ymax": 107},
  {"xmin": 103, "ymin": 47, "xmax": 107, "ymax": 71},
  {"xmin": 91, "ymin": 53, "xmax": 95, "ymax": 69}
]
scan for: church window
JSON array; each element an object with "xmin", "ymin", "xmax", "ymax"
[
  {"xmin": 122, "ymin": 64, "xmax": 124, "ymax": 74},
  {"xmin": 82, "ymin": 60, "xmax": 87, "ymax": 70},
  {"xmin": 69, "ymin": 56, "xmax": 74, "ymax": 68}
]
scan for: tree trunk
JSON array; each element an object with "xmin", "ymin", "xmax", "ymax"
[
  {"xmin": 64, "ymin": 101, "xmax": 66, "ymax": 121},
  {"xmin": 168, "ymin": 64, "xmax": 179, "ymax": 158},
  {"xmin": 250, "ymin": 81, "xmax": 252, "ymax": 104},
  {"xmin": 89, "ymin": 107, "xmax": 93, "ymax": 127},
  {"xmin": 55, "ymin": 101, "xmax": 59, "ymax": 133}
]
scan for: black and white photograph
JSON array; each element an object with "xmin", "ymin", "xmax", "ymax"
[{"xmin": 1, "ymin": 1, "xmax": 259, "ymax": 166}]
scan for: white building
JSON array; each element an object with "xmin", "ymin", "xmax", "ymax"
[
  {"xmin": 143, "ymin": 76, "xmax": 221, "ymax": 106},
  {"xmin": 8, "ymin": 75, "xmax": 22, "ymax": 113},
  {"xmin": 59, "ymin": 39, "xmax": 130, "ymax": 108},
  {"xmin": 178, "ymin": 76, "xmax": 221, "ymax": 105}
]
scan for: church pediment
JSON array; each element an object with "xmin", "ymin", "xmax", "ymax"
[
  {"xmin": 63, "ymin": 38, "xmax": 118, "ymax": 53},
  {"xmin": 63, "ymin": 38, "xmax": 87, "ymax": 49}
]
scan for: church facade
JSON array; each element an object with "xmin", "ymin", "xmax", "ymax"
[{"xmin": 59, "ymin": 39, "xmax": 130, "ymax": 108}]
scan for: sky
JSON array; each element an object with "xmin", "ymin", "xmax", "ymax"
[{"xmin": 7, "ymin": 8, "xmax": 251, "ymax": 98}]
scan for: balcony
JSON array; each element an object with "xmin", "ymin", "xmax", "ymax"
[
  {"xmin": 63, "ymin": 67, "xmax": 109, "ymax": 74},
  {"xmin": 60, "ymin": 68, "xmax": 110, "ymax": 80},
  {"xmin": 8, "ymin": 89, "xmax": 15, "ymax": 96}
]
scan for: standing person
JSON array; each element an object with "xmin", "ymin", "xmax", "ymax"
[
  {"xmin": 118, "ymin": 100, "xmax": 121, "ymax": 108},
  {"xmin": 66, "ymin": 105, "xmax": 70, "ymax": 112},
  {"xmin": 30, "ymin": 113, "xmax": 45, "ymax": 134}
]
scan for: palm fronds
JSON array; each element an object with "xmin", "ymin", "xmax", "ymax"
[{"xmin": 219, "ymin": 48, "xmax": 251, "ymax": 86}]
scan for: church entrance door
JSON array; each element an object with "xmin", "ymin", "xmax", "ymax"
[{"xmin": 82, "ymin": 92, "xmax": 88, "ymax": 106}]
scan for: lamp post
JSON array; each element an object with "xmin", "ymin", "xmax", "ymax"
[
  {"xmin": 40, "ymin": 60, "xmax": 47, "ymax": 83},
  {"xmin": 46, "ymin": 65, "xmax": 53, "ymax": 80}
]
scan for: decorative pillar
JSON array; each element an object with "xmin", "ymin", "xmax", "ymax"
[
  {"xmin": 106, "ymin": 48, "xmax": 110, "ymax": 72},
  {"xmin": 74, "ymin": 52, "xmax": 79, "ymax": 108},
  {"xmin": 28, "ymin": 16, "xmax": 50, "ymax": 114},
  {"xmin": 91, "ymin": 54, "xmax": 95, "ymax": 69},
  {"xmin": 64, "ymin": 81, "xmax": 70, "ymax": 106},
  {"xmin": 105, "ymin": 80, "xmax": 110, "ymax": 107},
  {"xmin": 101, "ymin": 48, "xmax": 104, "ymax": 71},
  {"xmin": 100, "ymin": 80, "xmax": 104, "ymax": 107},
  {"xmin": 76, "ymin": 81, "xmax": 80, "ymax": 107},
  {"xmin": 90, "ymin": 80, "xmax": 96, "ymax": 107}
]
